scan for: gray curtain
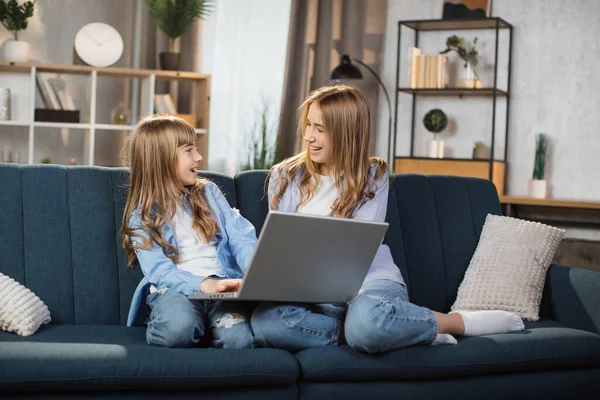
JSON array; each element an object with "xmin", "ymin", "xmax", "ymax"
[{"xmin": 275, "ymin": 0, "xmax": 388, "ymax": 161}]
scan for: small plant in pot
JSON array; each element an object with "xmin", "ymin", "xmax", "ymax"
[
  {"xmin": 472, "ymin": 141, "xmax": 487, "ymax": 159},
  {"xmin": 423, "ymin": 108, "xmax": 448, "ymax": 158},
  {"xmin": 528, "ymin": 133, "xmax": 548, "ymax": 198},
  {"xmin": 0, "ymin": 0, "xmax": 35, "ymax": 63},
  {"xmin": 146, "ymin": 0, "xmax": 214, "ymax": 71}
]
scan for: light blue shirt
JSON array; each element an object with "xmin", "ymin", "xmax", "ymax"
[
  {"xmin": 126, "ymin": 182, "xmax": 257, "ymax": 326},
  {"xmin": 268, "ymin": 164, "xmax": 406, "ymax": 287}
]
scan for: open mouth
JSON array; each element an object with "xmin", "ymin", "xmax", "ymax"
[{"xmin": 309, "ymin": 146, "xmax": 322, "ymax": 152}]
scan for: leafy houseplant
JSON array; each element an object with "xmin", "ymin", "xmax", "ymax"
[
  {"xmin": 146, "ymin": 0, "xmax": 214, "ymax": 70},
  {"xmin": 441, "ymin": 35, "xmax": 481, "ymax": 87},
  {"xmin": 0, "ymin": 0, "xmax": 35, "ymax": 62},
  {"xmin": 423, "ymin": 109, "xmax": 448, "ymax": 158},
  {"xmin": 240, "ymin": 101, "xmax": 277, "ymax": 171}
]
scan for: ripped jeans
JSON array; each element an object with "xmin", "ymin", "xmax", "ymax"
[{"xmin": 146, "ymin": 288, "xmax": 255, "ymax": 348}]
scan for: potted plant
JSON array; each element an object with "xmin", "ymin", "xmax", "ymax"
[
  {"xmin": 0, "ymin": 0, "xmax": 35, "ymax": 63},
  {"xmin": 423, "ymin": 109, "xmax": 448, "ymax": 158},
  {"xmin": 473, "ymin": 141, "xmax": 487, "ymax": 159},
  {"xmin": 240, "ymin": 100, "xmax": 277, "ymax": 171},
  {"xmin": 146, "ymin": 0, "xmax": 214, "ymax": 71},
  {"xmin": 441, "ymin": 35, "xmax": 481, "ymax": 88},
  {"xmin": 528, "ymin": 133, "xmax": 548, "ymax": 198}
]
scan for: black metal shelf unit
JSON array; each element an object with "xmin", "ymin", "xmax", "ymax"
[{"xmin": 392, "ymin": 17, "xmax": 514, "ymax": 181}]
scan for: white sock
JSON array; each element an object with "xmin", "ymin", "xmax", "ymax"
[
  {"xmin": 431, "ymin": 333, "xmax": 457, "ymax": 346},
  {"xmin": 451, "ymin": 310, "xmax": 525, "ymax": 337}
]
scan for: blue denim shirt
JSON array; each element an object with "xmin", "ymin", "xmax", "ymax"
[
  {"xmin": 126, "ymin": 182, "xmax": 257, "ymax": 326},
  {"xmin": 268, "ymin": 164, "xmax": 405, "ymax": 287}
]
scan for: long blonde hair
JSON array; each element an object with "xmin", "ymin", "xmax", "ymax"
[
  {"xmin": 270, "ymin": 85, "xmax": 387, "ymax": 217},
  {"xmin": 121, "ymin": 115, "xmax": 218, "ymax": 268}
]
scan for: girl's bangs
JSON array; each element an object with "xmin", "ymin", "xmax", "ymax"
[{"xmin": 174, "ymin": 121, "xmax": 197, "ymax": 147}]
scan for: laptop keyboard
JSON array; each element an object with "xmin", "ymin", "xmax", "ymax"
[{"xmin": 203, "ymin": 292, "xmax": 237, "ymax": 299}]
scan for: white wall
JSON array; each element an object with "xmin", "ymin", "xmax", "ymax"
[
  {"xmin": 377, "ymin": 0, "xmax": 600, "ymax": 200},
  {"xmin": 198, "ymin": 0, "xmax": 292, "ymax": 175}
]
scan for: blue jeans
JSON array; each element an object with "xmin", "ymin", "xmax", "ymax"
[
  {"xmin": 344, "ymin": 279, "xmax": 437, "ymax": 353},
  {"xmin": 251, "ymin": 302, "xmax": 346, "ymax": 353},
  {"xmin": 146, "ymin": 288, "xmax": 255, "ymax": 348}
]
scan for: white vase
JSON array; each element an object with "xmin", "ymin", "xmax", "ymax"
[
  {"xmin": 458, "ymin": 61, "xmax": 482, "ymax": 89},
  {"xmin": 3, "ymin": 40, "xmax": 29, "ymax": 63},
  {"xmin": 427, "ymin": 139, "xmax": 444, "ymax": 158},
  {"xmin": 528, "ymin": 179, "xmax": 547, "ymax": 199}
]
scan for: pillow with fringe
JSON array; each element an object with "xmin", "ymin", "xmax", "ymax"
[{"xmin": 0, "ymin": 272, "xmax": 51, "ymax": 336}]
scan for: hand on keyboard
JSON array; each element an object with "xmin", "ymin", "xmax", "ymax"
[{"xmin": 200, "ymin": 278, "xmax": 242, "ymax": 294}]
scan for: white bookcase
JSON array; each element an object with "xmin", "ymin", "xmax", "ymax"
[{"xmin": 0, "ymin": 62, "xmax": 210, "ymax": 169}]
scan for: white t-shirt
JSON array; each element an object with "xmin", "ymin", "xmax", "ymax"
[
  {"xmin": 150, "ymin": 205, "xmax": 220, "ymax": 293},
  {"xmin": 298, "ymin": 175, "xmax": 339, "ymax": 216}
]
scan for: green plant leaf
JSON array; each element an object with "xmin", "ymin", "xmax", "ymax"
[{"xmin": 146, "ymin": 0, "xmax": 214, "ymax": 40}]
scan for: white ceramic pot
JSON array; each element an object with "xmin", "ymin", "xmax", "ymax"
[
  {"xmin": 4, "ymin": 40, "xmax": 29, "ymax": 63},
  {"xmin": 528, "ymin": 179, "xmax": 547, "ymax": 199},
  {"xmin": 427, "ymin": 139, "xmax": 444, "ymax": 158}
]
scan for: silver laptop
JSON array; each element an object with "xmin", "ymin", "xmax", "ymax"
[{"xmin": 188, "ymin": 210, "xmax": 388, "ymax": 303}]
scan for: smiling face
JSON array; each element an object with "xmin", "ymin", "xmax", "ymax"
[
  {"xmin": 176, "ymin": 142, "xmax": 203, "ymax": 186},
  {"xmin": 304, "ymin": 103, "xmax": 331, "ymax": 175}
]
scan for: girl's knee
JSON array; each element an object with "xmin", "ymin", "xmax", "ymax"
[
  {"xmin": 147, "ymin": 317, "xmax": 199, "ymax": 348},
  {"xmin": 251, "ymin": 303, "xmax": 290, "ymax": 347}
]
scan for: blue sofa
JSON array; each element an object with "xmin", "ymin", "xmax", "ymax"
[{"xmin": 1, "ymin": 164, "xmax": 599, "ymax": 399}]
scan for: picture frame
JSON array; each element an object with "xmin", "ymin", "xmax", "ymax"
[{"xmin": 442, "ymin": 0, "xmax": 492, "ymax": 19}]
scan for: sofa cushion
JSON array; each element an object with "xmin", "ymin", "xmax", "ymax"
[
  {"xmin": 452, "ymin": 215, "xmax": 565, "ymax": 320},
  {"xmin": 0, "ymin": 272, "xmax": 51, "ymax": 336},
  {"xmin": 0, "ymin": 324, "xmax": 299, "ymax": 392},
  {"xmin": 295, "ymin": 320, "xmax": 600, "ymax": 381}
]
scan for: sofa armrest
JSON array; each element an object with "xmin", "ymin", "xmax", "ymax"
[{"xmin": 541, "ymin": 264, "xmax": 600, "ymax": 335}]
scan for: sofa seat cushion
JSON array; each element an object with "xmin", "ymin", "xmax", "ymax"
[
  {"xmin": 296, "ymin": 320, "xmax": 600, "ymax": 381},
  {"xmin": 0, "ymin": 324, "xmax": 298, "ymax": 392}
]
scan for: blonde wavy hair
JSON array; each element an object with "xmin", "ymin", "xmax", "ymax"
[
  {"xmin": 121, "ymin": 115, "xmax": 218, "ymax": 268},
  {"xmin": 270, "ymin": 84, "xmax": 387, "ymax": 217}
]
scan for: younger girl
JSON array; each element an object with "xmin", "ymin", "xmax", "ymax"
[
  {"xmin": 123, "ymin": 115, "xmax": 257, "ymax": 349},
  {"xmin": 251, "ymin": 85, "xmax": 524, "ymax": 353}
]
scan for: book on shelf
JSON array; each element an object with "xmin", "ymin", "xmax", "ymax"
[
  {"xmin": 408, "ymin": 48, "xmax": 448, "ymax": 89},
  {"xmin": 35, "ymin": 73, "xmax": 61, "ymax": 110},
  {"xmin": 154, "ymin": 94, "xmax": 177, "ymax": 115}
]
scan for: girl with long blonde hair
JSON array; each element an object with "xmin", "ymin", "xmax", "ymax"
[
  {"xmin": 123, "ymin": 115, "xmax": 258, "ymax": 348},
  {"xmin": 251, "ymin": 85, "xmax": 523, "ymax": 353}
]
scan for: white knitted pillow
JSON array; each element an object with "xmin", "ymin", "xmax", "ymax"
[
  {"xmin": 451, "ymin": 214, "xmax": 565, "ymax": 321},
  {"xmin": 0, "ymin": 272, "xmax": 51, "ymax": 336}
]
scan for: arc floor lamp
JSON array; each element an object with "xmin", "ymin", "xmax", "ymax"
[{"xmin": 330, "ymin": 54, "xmax": 393, "ymax": 167}]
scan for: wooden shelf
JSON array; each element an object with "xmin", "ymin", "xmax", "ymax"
[
  {"xmin": 398, "ymin": 88, "xmax": 508, "ymax": 96},
  {"xmin": 400, "ymin": 18, "xmax": 512, "ymax": 31},
  {"xmin": 0, "ymin": 61, "xmax": 209, "ymax": 81},
  {"xmin": 395, "ymin": 158, "xmax": 506, "ymax": 195},
  {"xmin": 500, "ymin": 196, "xmax": 600, "ymax": 210}
]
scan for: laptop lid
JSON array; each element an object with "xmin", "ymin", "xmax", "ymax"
[{"xmin": 234, "ymin": 211, "xmax": 388, "ymax": 303}]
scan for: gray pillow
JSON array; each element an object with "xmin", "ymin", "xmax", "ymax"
[
  {"xmin": 0, "ymin": 273, "xmax": 51, "ymax": 336},
  {"xmin": 451, "ymin": 214, "xmax": 565, "ymax": 320}
]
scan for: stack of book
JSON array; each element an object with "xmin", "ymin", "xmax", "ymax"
[
  {"xmin": 408, "ymin": 47, "xmax": 448, "ymax": 89},
  {"xmin": 36, "ymin": 73, "xmax": 76, "ymax": 111},
  {"xmin": 154, "ymin": 94, "xmax": 177, "ymax": 115}
]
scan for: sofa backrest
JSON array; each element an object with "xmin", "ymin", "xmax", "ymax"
[
  {"xmin": 233, "ymin": 171, "xmax": 502, "ymax": 313},
  {"xmin": 0, "ymin": 165, "xmax": 238, "ymax": 326},
  {"xmin": 0, "ymin": 165, "xmax": 501, "ymax": 325}
]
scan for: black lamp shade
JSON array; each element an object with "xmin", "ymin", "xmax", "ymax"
[{"xmin": 331, "ymin": 55, "xmax": 362, "ymax": 80}]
